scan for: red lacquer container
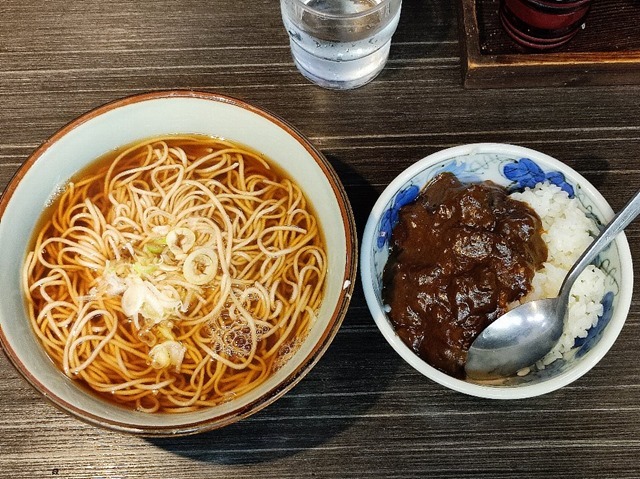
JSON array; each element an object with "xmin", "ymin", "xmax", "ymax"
[{"xmin": 500, "ymin": 0, "xmax": 592, "ymax": 50}]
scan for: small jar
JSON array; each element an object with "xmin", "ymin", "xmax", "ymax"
[{"xmin": 500, "ymin": 0, "xmax": 592, "ymax": 50}]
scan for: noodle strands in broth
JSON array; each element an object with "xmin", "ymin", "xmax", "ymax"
[{"xmin": 23, "ymin": 135, "xmax": 327, "ymax": 413}]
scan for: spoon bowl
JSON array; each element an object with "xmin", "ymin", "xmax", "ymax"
[{"xmin": 465, "ymin": 298, "xmax": 566, "ymax": 380}]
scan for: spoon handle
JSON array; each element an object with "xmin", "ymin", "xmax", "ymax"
[{"xmin": 561, "ymin": 188, "xmax": 640, "ymax": 296}]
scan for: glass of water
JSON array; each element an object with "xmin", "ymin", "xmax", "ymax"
[{"xmin": 280, "ymin": 0, "xmax": 402, "ymax": 90}]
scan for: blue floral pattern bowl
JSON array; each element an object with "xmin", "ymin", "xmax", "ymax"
[{"xmin": 361, "ymin": 143, "xmax": 633, "ymax": 399}]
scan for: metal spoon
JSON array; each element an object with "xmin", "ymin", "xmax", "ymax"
[{"xmin": 465, "ymin": 188, "xmax": 640, "ymax": 380}]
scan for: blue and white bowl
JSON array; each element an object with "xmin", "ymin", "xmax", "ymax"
[{"xmin": 361, "ymin": 143, "xmax": 633, "ymax": 399}]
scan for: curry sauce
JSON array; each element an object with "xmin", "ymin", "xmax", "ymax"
[{"xmin": 382, "ymin": 172, "xmax": 548, "ymax": 378}]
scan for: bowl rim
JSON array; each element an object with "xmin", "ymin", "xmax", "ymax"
[
  {"xmin": 0, "ymin": 89, "xmax": 358, "ymax": 434},
  {"xmin": 361, "ymin": 142, "xmax": 633, "ymax": 399}
]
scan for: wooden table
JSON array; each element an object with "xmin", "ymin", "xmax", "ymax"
[{"xmin": 1, "ymin": 1, "xmax": 639, "ymax": 477}]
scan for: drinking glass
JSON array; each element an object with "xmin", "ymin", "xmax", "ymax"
[
  {"xmin": 280, "ymin": 0, "xmax": 402, "ymax": 90},
  {"xmin": 500, "ymin": 0, "xmax": 592, "ymax": 50}
]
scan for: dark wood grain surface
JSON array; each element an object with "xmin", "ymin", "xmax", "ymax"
[{"xmin": 1, "ymin": 0, "xmax": 640, "ymax": 478}]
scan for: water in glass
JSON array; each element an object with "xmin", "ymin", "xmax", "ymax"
[{"xmin": 281, "ymin": 0, "xmax": 401, "ymax": 89}]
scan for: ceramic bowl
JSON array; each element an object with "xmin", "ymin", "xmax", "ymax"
[
  {"xmin": 361, "ymin": 143, "xmax": 633, "ymax": 399},
  {"xmin": 0, "ymin": 90, "xmax": 357, "ymax": 434}
]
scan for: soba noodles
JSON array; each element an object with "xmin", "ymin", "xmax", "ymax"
[{"xmin": 23, "ymin": 135, "xmax": 327, "ymax": 413}]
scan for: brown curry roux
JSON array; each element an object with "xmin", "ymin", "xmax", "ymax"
[{"xmin": 382, "ymin": 172, "xmax": 548, "ymax": 378}]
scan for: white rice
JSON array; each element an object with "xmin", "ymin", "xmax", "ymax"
[{"xmin": 510, "ymin": 182, "xmax": 608, "ymax": 370}]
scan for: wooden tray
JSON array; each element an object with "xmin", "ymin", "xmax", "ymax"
[{"xmin": 457, "ymin": 0, "xmax": 640, "ymax": 88}]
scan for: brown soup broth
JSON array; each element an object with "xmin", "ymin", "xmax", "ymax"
[{"xmin": 25, "ymin": 135, "xmax": 327, "ymax": 412}]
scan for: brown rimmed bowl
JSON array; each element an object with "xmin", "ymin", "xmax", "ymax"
[{"xmin": 0, "ymin": 90, "xmax": 357, "ymax": 435}]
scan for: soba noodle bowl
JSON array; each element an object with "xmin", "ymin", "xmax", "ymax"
[{"xmin": 23, "ymin": 135, "xmax": 327, "ymax": 413}]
